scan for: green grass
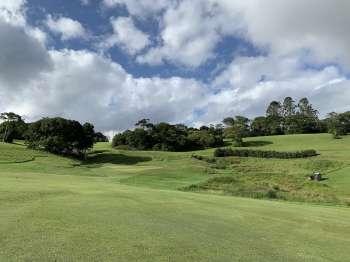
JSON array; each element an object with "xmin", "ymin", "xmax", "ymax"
[
  {"xmin": 1, "ymin": 134, "xmax": 350, "ymax": 261},
  {"xmin": 186, "ymin": 134, "xmax": 350, "ymax": 205}
]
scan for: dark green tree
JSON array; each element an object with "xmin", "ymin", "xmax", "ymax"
[
  {"xmin": 94, "ymin": 132, "xmax": 109, "ymax": 142},
  {"xmin": 251, "ymin": 116, "xmax": 269, "ymax": 136},
  {"xmin": 112, "ymin": 120, "xmax": 223, "ymax": 151},
  {"xmin": 223, "ymin": 116, "xmax": 249, "ymax": 146},
  {"xmin": 282, "ymin": 97, "xmax": 296, "ymax": 117},
  {"xmin": 26, "ymin": 117, "xmax": 95, "ymax": 158},
  {"xmin": 0, "ymin": 112, "xmax": 26, "ymax": 143},
  {"xmin": 327, "ymin": 112, "xmax": 347, "ymax": 139}
]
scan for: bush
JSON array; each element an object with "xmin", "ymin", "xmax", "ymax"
[{"xmin": 214, "ymin": 148, "xmax": 317, "ymax": 159}]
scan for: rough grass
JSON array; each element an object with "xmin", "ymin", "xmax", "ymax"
[
  {"xmin": 185, "ymin": 134, "xmax": 350, "ymax": 205},
  {"xmin": 1, "ymin": 134, "xmax": 350, "ymax": 261}
]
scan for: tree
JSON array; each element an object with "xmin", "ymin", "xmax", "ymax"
[
  {"xmin": 327, "ymin": 112, "xmax": 347, "ymax": 139},
  {"xmin": 26, "ymin": 117, "xmax": 95, "ymax": 158},
  {"xmin": 266, "ymin": 101, "xmax": 282, "ymax": 118},
  {"xmin": 282, "ymin": 97, "xmax": 296, "ymax": 117},
  {"xmin": 136, "ymin": 119, "xmax": 154, "ymax": 131},
  {"xmin": 298, "ymin": 97, "xmax": 318, "ymax": 118},
  {"xmin": 265, "ymin": 101, "xmax": 283, "ymax": 135},
  {"xmin": 251, "ymin": 116, "xmax": 269, "ymax": 136},
  {"xmin": 0, "ymin": 112, "xmax": 26, "ymax": 143},
  {"xmin": 295, "ymin": 97, "xmax": 320, "ymax": 133},
  {"xmin": 223, "ymin": 116, "xmax": 249, "ymax": 147},
  {"xmin": 223, "ymin": 117, "xmax": 235, "ymax": 127},
  {"xmin": 94, "ymin": 132, "xmax": 109, "ymax": 142},
  {"xmin": 338, "ymin": 111, "xmax": 350, "ymax": 134},
  {"xmin": 112, "ymin": 120, "xmax": 223, "ymax": 151},
  {"xmin": 81, "ymin": 123, "xmax": 95, "ymax": 159}
]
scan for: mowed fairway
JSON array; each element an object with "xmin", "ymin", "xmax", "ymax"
[{"xmin": 1, "ymin": 135, "xmax": 350, "ymax": 261}]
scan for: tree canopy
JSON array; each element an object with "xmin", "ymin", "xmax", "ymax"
[
  {"xmin": 0, "ymin": 112, "xmax": 27, "ymax": 143},
  {"xmin": 112, "ymin": 120, "xmax": 223, "ymax": 151},
  {"xmin": 25, "ymin": 117, "xmax": 95, "ymax": 158}
]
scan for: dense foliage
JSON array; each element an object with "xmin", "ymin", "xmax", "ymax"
[
  {"xmin": 94, "ymin": 132, "xmax": 109, "ymax": 142},
  {"xmin": 0, "ymin": 113, "xmax": 27, "ymax": 143},
  {"xmin": 214, "ymin": 148, "xmax": 317, "ymax": 159},
  {"xmin": 325, "ymin": 112, "xmax": 350, "ymax": 139},
  {"xmin": 1, "ymin": 97, "xmax": 349, "ymax": 156},
  {"xmin": 25, "ymin": 117, "xmax": 95, "ymax": 158},
  {"xmin": 223, "ymin": 97, "xmax": 349, "ymax": 142},
  {"xmin": 112, "ymin": 119, "xmax": 224, "ymax": 151}
]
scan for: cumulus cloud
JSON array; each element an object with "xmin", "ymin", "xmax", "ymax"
[
  {"xmin": 0, "ymin": 1, "xmax": 205, "ymax": 132},
  {"xmin": 1, "ymin": 0, "xmax": 350, "ymax": 132},
  {"xmin": 0, "ymin": 22, "xmax": 52, "ymax": 89},
  {"xmin": 137, "ymin": 0, "xmax": 242, "ymax": 67},
  {"xmin": 223, "ymin": 0, "xmax": 350, "ymax": 70},
  {"xmin": 0, "ymin": 0, "xmax": 26, "ymax": 25},
  {"xmin": 46, "ymin": 15, "xmax": 86, "ymax": 41},
  {"xmin": 132, "ymin": 0, "xmax": 350, "ymax": 71},
  {"xmin": 193, "ymin": 54, "xmax": 350, "ymax": 125},
  {"xmin": 2, "ymin": 49, "xmax": 205, "ymax": 131},
  {"xmin": 102, "ymin": 17, "xmax": 150, "ymax": 55}
]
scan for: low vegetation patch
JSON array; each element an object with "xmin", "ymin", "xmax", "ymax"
[
  {"xmin": 184, "ymin": 175, "xmax": 282, "ymax": 200},
  {"xmin": 214, "ymin": 148, "xmax": 317, "ymax": 159}
]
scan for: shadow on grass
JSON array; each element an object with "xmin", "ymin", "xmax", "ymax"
[
  {"xmin": 81, "ymin": 152, "xmax": 152, "ymax": 167},
  {"xmin": 243, "ymin": 141, "xmax": 273, "ymax": 147}
]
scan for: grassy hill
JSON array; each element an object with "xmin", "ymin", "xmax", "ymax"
[{"xmin": 1, "ymin": 134, "xmax": 350, "ymax": 261}]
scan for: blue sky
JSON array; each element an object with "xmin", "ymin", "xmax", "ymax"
[
  {"xmin": 1, "ymin": 0, "xmax": 350, "ymax": 131},
  {"xmin": 26, "ymin": 0, "xmax": 263, "ymax": 81}
]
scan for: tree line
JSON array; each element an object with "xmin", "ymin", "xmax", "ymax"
[
  {"xmin": 223, "ymin": 97, "xmax": 350, "ymax": 145},
  {"xmin": 112, "ymin": 119, "xmax": 224, "ymax": 151},
  {"xmin": 0, "ymin": 113, "xmax": 108, "ymax": 158},
  {"xmin": 1, "ymin": 97, "xmax": 349, "ymax": 155}
]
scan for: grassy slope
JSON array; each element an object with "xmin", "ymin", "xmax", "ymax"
[
  {"xmin": 186, "ymin": 134, "xmax": 350, "ymax": 204},
  {"xmin": 0, "ymin": 135, "xmax": 350, "ymax": 261}
]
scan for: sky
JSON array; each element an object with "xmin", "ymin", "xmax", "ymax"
[{"xmin": 1, "ymin": 0, "xmax": 350, "ymax": 132}]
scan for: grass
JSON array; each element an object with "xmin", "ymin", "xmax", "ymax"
[
  {"xmin": 186, "ymin": 134, "xmax": 350, "ymax": 205},
  {"xmin": 1, "ymin": 134, "xmax": 350, "ymax": 261}
]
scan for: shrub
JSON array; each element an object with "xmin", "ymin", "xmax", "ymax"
[
  {"xmin": 266, "ymin": 190, "xmax": 278, "ymax": 199},
  {"xmin": 214, "ymin": 148, "xmax": 317, "ymax": 159}
]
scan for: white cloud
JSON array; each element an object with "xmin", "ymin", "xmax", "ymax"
[
  {"xmin": 103, "ymin": 17, "xmax": 150, "ymax": 55},
  {"xmin": 1, "ymin": 49, "xmax": 205, "ymax": 131},
  {"xmin": 221, "ymin": 0, "xmax": 350, "ymax": 70},
  {"xmin": 137, "ymin": 0, "xmax": 242, "ymax": 67},
  {"xmin": 46, "ymin": 15, "xmax": 86, "ymax": 41},
  {"xmin": 1, "ymin": 0, "xmax": 350, "ymax": 133},
  {"xmin": 0, "ymin": 23, "xmax": 52, "ymax": 88},
  {"xmin": 0, "ymin": 0, "xmax": 26, "ymax": 25},
  {"xmin": 193, "ymin": 54, "xmax": 350, "ymax": 125},
  {"xmin": 103, "ymin": 0, "xmax": 172, "ymax": 17},
  {"xmin": 134, "ymin": 0, "xmax": 350, "ymax": 71}
]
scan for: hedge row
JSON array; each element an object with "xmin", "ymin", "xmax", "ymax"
[
  {"xmin": 214, "ymin": 148, "xmax": 317, "ymax": 159},
  {"xmin": 191, "ymin": 154, "xmax": 216, "ymax": 163}
]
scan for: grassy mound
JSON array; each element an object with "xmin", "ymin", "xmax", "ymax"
[{"xmin": 0, "ymin": 142, "xmax": 36, "ymax": 164}]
